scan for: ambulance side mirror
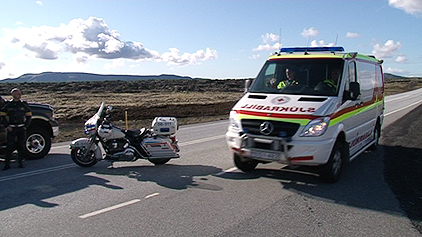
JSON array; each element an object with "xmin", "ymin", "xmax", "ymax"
[
  {"xmin": 244, "ymin": 79, "xmax": 252, "ymax": 93},
  {"xmin": 344, "ymin": 82, "xmax": 360, "ymax": 101}
]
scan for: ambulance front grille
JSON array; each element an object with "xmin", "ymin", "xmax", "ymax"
[{"xmin": 241, "ymin": 119, "xmax": 300, "ymax": 137}]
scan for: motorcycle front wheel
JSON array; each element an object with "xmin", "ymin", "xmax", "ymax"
[{"xmin": 71, "ymin": 147, "xmax": 97, "ymax": 167}]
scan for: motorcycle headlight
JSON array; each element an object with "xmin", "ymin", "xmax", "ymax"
[{"xmin": 300, "ymin": 117, "xmax": 330, "ymax": 137}]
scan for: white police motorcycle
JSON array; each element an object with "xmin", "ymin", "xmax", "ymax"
[{"xmin": 69, "ymin": 102, "xmax": 180, "ymax": 167}]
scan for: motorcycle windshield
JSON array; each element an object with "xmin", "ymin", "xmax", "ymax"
[
  {"xmin": 97, "ymin": 101, "xmax": 106, "ymax": 117},
  {"xmin": 84, "ymin": 102, "xmax": 106, "ymax": 132}
]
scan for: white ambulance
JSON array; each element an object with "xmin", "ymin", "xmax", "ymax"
[{"xmin": 226, "ymin": 46, "xmax": 384, "ymax": 182}]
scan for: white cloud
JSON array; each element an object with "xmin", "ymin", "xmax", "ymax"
[
  {"xmin": 385, "ymin": 67, "xmax": 406, "ymax": 74},
  {"xmin": 346, "ymin": 32, "xmax": 360, "ymax": 38},
  {"xmin": 36, "ymin": 1, "xmax": 43, "ymax": 6},
  {"xmin": 262, "ymin": 33, "xmax": 279, "ymax": 44},
  {"xmin": 160, "ymin": 47, "xmax": 218, "ymax": 66},
  {"xmin": 372, "ymin": 40, "xmax": 402, "ymax": 59},
  {"xmin": 389, "ymin": 0, "xmax": 422, "ymax": 15},
  {"xmin": 310, "ymin": 40, "xmax": 335, "ymax": 47},
  {"xmin": 0, "ymin": 61, "xmax": 5, "ymax": 70},
  {"xmin": 253, "ymin": 43, "xmax": 282, "ymax": 52},
  {"xmin": 73, "ymin": 52, "xmax": 91, "ymax": 64},
  {"xmin": 395, "ymin": 56, "xmax": 408, "ymax": 62},
  {"xmin": 3, "ymin": 16, "xmax": 217, "ymax": 68},
  {"xmin": 301, "ymin": 27, "xmax": 319, "ymax": 38},
  {"xmin": 249, "ymin": 54, "xmax": 261, "ymax": 60},
  {"xmin": 253, "ymin": 33, "xmax": 281, "ymax": 52}
]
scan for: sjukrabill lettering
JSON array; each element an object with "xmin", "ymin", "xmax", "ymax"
[
  {"xmin": 240, "ymin": 104, "xmax": 316, "ymax": 113},
  {"xmin": 349, "ymin": 130, "xmax": 372, "ymax": 148}
]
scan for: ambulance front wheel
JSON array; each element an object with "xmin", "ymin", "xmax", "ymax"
[
  {"xmin": 234, "ymin": 153, "xmax": 258, "ymax": 172},
  {"xmin": 319, "ymin": 141, "xmax": 345, "ymax": 183}
]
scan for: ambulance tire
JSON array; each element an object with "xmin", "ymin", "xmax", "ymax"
[
  {"xmin": 234, "ymin": 153, "xmax": 258, "ymax": 172},
  {"xmin": 319, "ymin": 141, "xmax": 345, "ymax": 183}
]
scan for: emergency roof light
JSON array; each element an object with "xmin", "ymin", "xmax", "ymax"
[{"xmin": 280, "ymin": 46, "xmax": 345, "ymax": 54}]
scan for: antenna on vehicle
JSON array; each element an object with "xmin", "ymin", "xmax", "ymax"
[
  {"xmin": 335, "ymin": 32, "xmax": 338, "ymax": 45},
  {"xmin": 279, "ymin": 28, "xmax": 282, "ymax": 46}
]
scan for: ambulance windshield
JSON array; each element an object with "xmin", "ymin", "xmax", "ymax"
[{"xmin": 249, "ymin": 59, "xmax": 344, "ymax": 96}]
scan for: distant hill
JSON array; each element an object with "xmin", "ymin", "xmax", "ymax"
[
  {"xmin": 384, "ymin": 73, "xmax": 407, "ymax": 80},
  {"xmin": 0, "ymin": 72, "xmax": 195, "ymax": 83},
  {"xmin": 0, "ymin": 71, "xmax": 414, "ymax": 83}
]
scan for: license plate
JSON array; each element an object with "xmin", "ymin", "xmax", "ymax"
[{"xmin": 250, "ymin": 150, "xmax": 280, "ymax": 161}]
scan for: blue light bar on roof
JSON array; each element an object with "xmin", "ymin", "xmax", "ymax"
[{"xmin": 280, "ymin": 46, "xmax": 345, "ymax": 53}]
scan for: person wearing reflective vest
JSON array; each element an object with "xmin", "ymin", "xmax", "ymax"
[
  {"xmin": 1, "ymin": 88, "xmax": 32, "ymax": 170},
  {"xmin": 315, "ymin": 68, "xmax": 340, "ymax": 93},
  {"xmin": 277, "ymin": 67, "xmax": 300, "ymax": 89}
]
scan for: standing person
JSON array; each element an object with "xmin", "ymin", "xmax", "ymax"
[{"xmin": 1, "ymin": 88, "xmax": 32, "ymax": 170}]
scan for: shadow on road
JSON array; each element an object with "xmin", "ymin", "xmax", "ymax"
[
  {"xmin": 0, "ymin": 153, "xmax": 223, "ymax": 212},
  {"xmin": 383, "ymin": 145, "xmax": 422, "ymax": 231},
  {"xmin": 0, "ymin": 154, "xmax": 122, "ymax": 211},
  {"xmin": 219, "ymin": 146, "xmax": 408, "ymax": 218},
  {"xmin": 97, "ymin": 164, "xmax": 223, "ymax": 190}
]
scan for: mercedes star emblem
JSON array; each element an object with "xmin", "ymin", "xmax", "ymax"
[{"xmin": 259, "ymin": 121, "xmax": 274, "ymax": 135}]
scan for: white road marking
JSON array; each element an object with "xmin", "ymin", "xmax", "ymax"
[
  {"xmin": 179, "ymin": 135, "xmax": 225, "ymax": 146},
  {"xmin": 144, "ymin": 192, "xmax": 160, "ymax": 199},
  {"xmin": 0, "ymin": 164, "xmax": 76, "ymax": 182},
  {"xmin": 78, "ymin": 199, "xmax": 141, "ymax": 219},
  {"xmin": 51, "ymin": 145, "xmax": 70, "ymax": 150},
  {"xmin": 385, "ymin": 100, "xmax": 422, "ymax": 117}
]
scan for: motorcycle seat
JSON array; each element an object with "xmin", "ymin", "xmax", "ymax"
[{"xmin": 126, "ymin": 128, "xmax": 150, "ymax": 139}]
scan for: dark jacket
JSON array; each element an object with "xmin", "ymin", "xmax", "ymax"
[{"xmin": 0, "ymin": 100, "xmax": 32, "ymax": 128}]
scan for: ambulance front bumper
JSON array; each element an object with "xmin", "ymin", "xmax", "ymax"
[{"xmin": 226, "ymin": 130, "xmax": 335, "ymax": 166}]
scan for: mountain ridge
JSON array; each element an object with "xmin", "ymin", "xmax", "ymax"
[
  {"xmin": 0, "ymin": 71, "xmax": 413, "ymax": 83},
  {"xmin": 0, "ymin": 72, "xmax": 198, "ymax": 83}
]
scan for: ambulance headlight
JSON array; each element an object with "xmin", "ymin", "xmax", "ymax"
[
  {"xmin": 300, "ymin": 117, "xmax": 330, "ymax": 137},
  {"xmin": 229, "ymin": 111, "xmax": 242, "ymax": 131}
]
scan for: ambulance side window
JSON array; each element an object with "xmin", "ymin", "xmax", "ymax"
[
  {"xmin": 348, "ymin": 62, "xmax": 356, "ymax": 83},
  {"xmin": 265, "ymin": 63, "xmax": 276, "ymax": 78},
  {"xmin": 375, "ymin": 65, "xmax": 384, "ymax": 91},
  {"xmin": 344, "ymin": 62, "xmax": 356, "ymax": 91},
  {"xmin": 263, "ymin": 63, "xmax": 277, "ymax": 88},
  {"xmin": 343, "ymin": 61, "xmax": 357, "ymax": 101}
]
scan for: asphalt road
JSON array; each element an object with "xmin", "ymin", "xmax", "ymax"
[{"xmin": 1, "ymin": 89, "xmax": 422, "ymax": 237}]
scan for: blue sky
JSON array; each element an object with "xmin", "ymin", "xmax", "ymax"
[{"xmin": 0, "ymin": 0, "xmax": 421, "ymax": 80}]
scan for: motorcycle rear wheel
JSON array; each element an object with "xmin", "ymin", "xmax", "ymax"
[
  {"xmin": 71, "ymin": 147, "xmax": 97, "ymax": 167},
  {"xmin": 148, "ymin": 158, "xmax": 170, "ymax": 165}
]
